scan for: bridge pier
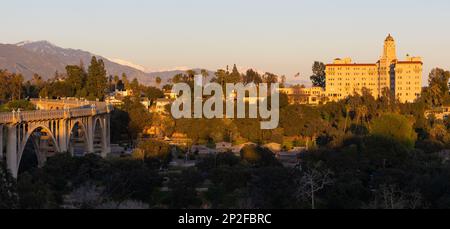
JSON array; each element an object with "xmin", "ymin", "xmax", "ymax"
[
  {"xmin": 58, "ymin": 120, "xmax": 68, "ymax": 153},
  {"xmin": 87, "ymin": 117, "xmax": 95, "ymax": 154},
  {"xmin": 100, "ymin": 116, "xmax": 111, "ymax": 157},
  {"xmin": 6, "ymin": 125, "xmax": 18, "ymax": 178},
  {"xmin": 104, "ymin": 115, "xmax": 111, "ymax": 156}
]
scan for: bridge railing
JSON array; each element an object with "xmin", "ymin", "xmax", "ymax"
[
  {"xmin": 30, "ymin": 98, "xmax": 108, "ymax": 109},
  {"xmin": 0, "ymin": 99, "xmax": 112, "ymax": 124},
  {"xmin": 0, "ymin": 113, "xmax": 13, "ymax": 124}
]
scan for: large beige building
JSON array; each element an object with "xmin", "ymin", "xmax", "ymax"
[{"xmin": 325, "ymin": 34, "xmax": 423, "ymax": 103}]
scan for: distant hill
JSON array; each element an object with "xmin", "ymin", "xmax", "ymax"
[
  {"xmin": 0, "ymin": 40, "xmax": 213, "ymax": 85},
  {"xmin": 0, "ymin": 40, "xmax": 148, "ymax": 82},
  {"xmin": 0, "ymin": 43, "xmax": 66, "ymax": 79}
]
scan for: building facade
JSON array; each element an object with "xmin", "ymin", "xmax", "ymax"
[
  {"xmin": 325, "ymin": 34, "xmax": 423, "ymax": 103},
  {"xmin": 278, "ymin": 87, "xmax": 325, "ymax": 105}
]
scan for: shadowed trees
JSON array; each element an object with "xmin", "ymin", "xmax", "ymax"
[{"xmin": 0, "ymin": 162, "xmax": 19, "ymax": 209}]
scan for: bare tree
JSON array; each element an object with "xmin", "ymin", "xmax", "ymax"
[
  {"xmin": 295, "ymin": 163, "xmax": 333, "ymax": 209},
  {"xmin": 367, "ymin": 184, "xmax": 424, "ymax": 209},
  {"xmin": 63, "ymin": 183, "xmax": 103, "ymax": 209}
]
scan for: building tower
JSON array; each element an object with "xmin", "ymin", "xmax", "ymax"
[
  {"xmin": 378, "ymin": 34, "xmax": 397, "ymax": 95},
  {"xmin": 382, "ymin": 34, "xmax": 397, "ymax": 62}
]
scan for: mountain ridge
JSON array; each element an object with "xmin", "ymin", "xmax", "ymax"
[
  {"xmin": 0, "ymin": 40, "xmax": 309, "ymax": 86},
  {"xmin": 0, "ymin": 40, "xmax": 207, "ymax": 86}
]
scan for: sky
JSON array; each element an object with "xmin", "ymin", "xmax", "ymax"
[{"xmin": 1, "ymin": 0, "xmax": 450, "ymax": 85}]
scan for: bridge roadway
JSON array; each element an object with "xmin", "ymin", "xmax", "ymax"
[{"xmin": 0, "ymin": 99, "xmax": 113, "ymax": 178}]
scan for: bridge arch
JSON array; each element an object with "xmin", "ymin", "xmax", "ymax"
[
  {"xmin": 69, "ymin": 119, "xmax": 88, "ymax": 139},
  {"xmin": 18, "ymin": 124, "xmax": 60, "ymax": 174},
  {"xmin": 93, "ymin": 117, "xmax": 105, "ymax": 153},
  {"xmin": 68, "ymin": 120, "xmax": 89, "ymax": 156}
]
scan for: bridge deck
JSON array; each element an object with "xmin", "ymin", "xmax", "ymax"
[{"xmin": 0, "ymin": 99, "xmax": 112, "ymax": 124}]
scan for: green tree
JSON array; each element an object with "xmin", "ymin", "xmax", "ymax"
[
  {"xmin": 172, "ymin": 73, "xmax": 183, "ymax": 84},
  {"xmin": 186, "ymin": 70, "xmax": 197, "ymax": 82},
  {"xmin": 41, "ymin": 80, "xmax": 73, "ymax": 99},
  {"xmin": 66, "ymin": 64, "xmax": 87, "ymax": 97},
  {"xmin": 121, "ymin": 97, "xmax": 152, "ymax": 140},
  {"xmin": 240, "ymin": 145, "xmax": 281, "ymax": 168},
  {"xmin": 422, "ymin": 68, "xmax": 450, "ymax": 107},
  {"xmin": 113, "ymin": 75, "xmax": 120, "ymax": 86},
  {"xmin": 0, "ymin": 70, "xmax": 8, "ymax": 100},
  {"xmin": 122, "ymin": 73, "xmax": 130, "ymax": 91},
  {"xmin": 143, "ymin": 86, "xmax": 164, "ymax": 103},
  {"xmin": 11, "ymin": 73, "xmax": 24, "ymax": 100},
  {"xmin": 133, "ymin": 140, "xmax": 172, "ymax": 167},
  {"xmin": 228, "ymin": 64, "xmax": 242, "ymax": 84},
  {"xmin": 371, "ymin": 113, "xmax": 417, "ymax": 148},
  {"xmin": 86, "ymin": 57, "xmax": 108, "ymax": 100},
  {"xmin": 0, "ymin": 100, "xmax": 36, "ymax": 112},
  {"xmin": 213, "ymin": 69, "xmax": 228, "ymax": 86},
  {"xmin": 310, "ymin": 61, "xmax": 326, "ymax": 89},
  {"xmin": 262, "ymin": 72, "xmax": 278, "ymax": 88},
  {"xmin": 244, "ymin": 69, "xmax": 262, "ymax": 85},
  {"xmin": 130, "ymin": 78, "xmax": 141, "ymax": 97}
]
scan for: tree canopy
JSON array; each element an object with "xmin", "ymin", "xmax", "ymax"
[{"xmin": 310, "ymin": 61, "xmax": 326, "ymax": 89}]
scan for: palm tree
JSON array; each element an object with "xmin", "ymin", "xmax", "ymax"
[
  {"xmin": 262, "ymin": 72, "xmax": 278, "ymax": 89},
  {"xmin": 200, "ymin": 69, "xmax": 209, "ymax": 84},
  {"xmin": 186, "ymin": 70, "xmax": 197, "ymax": 82},
  {"xmin": 356, "ymin": 105, "xmax": 369, "ymax": 130},
  {"xmin": 361, "ymin": 105, "xmax": 369, "ymax": 125},
  {"xmin": 156, "ymin": 76, "xmax": 162, "ymax": 87},
  {"xmin": 343, "ymin": 104, "xmax": 351, "ymax": 133}
]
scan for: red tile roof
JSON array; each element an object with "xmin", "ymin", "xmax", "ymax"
[{"xmin": 326, "ymin": 63, "xmax": 377, "ymax": 67}]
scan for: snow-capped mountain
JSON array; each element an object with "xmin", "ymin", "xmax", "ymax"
[{"xmin": 109, "ymin": 58, "xmax": 149, "ymax": 72}]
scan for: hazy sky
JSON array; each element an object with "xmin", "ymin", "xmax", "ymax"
[{"xmin": 1, "ymin": 0, "xmax": 450, "ymax": 85}]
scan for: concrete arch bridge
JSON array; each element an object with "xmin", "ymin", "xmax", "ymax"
[{"xmin": 0, "ymin": 99, "xmax": 113, "ymax": 178}]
